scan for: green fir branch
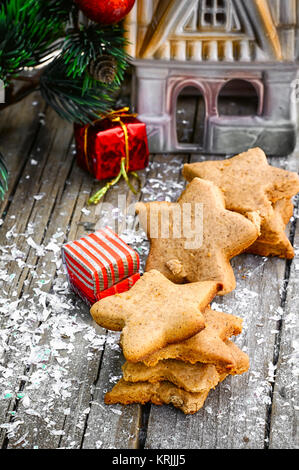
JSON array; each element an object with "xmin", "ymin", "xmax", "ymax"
[
  {"xmin": 39, "ymin": 57, "xmax": 117, "ymax": 124},
  {"xmin": 0, "ymin": 151, "xmax": 8, "ymax": 201},
  {"xmin": 0, "ymin": 0, "xmax": 72, "ymax": 82},
  {"xmin": 61, "ymin": 23, "xmax": 128, "ymax": 88}
]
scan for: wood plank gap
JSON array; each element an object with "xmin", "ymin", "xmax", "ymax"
[
  {"xmin": 136, "ymin": 403, "xmax": 151, "ymax": 449},
  {"xmin": 56, "ymin": 149, "xmax": 77, "ymax": 207},
  {"xmin": 63, "ymin": 176, "xmax": 88, "ymax": 241},
  {"xmin": 144, "ymin": 153, "xmax": 295, "ymax": 449},
  {"xmin": 12, "ymin": 167, "xmax": 145, "ymax": 449},
  {"xmin": 264, "ymin": 194, "xmax": 299, "ymax": 448},
  {"xmin": 0, "ymin": 121, "xmax": 62, "ymax": 294},
  {"xmin": 78, "ymin": 330, "xmax": 108, "ymax": 449}
]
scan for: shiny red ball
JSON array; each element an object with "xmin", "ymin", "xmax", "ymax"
[{"xmin": 74, "ymin": 0, "xmax": 135, "ymax": 24}]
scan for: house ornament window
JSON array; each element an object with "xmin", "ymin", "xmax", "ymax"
[{"xmin": 183, "ymin": 0, "xmax": 241, "ymax": 32}]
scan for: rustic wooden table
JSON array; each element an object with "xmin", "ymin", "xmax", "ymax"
[{"xmin": 0, "ymin": 92, "xmax": 298, "ymax": 450}]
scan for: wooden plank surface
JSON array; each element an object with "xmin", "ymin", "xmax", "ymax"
[
  {"xmin": 0, "ymin": 93, "xmax": 46, "ymax": 217},
  {"xmin": 144, "ymin": 152, "xmax": 299, "ymax": 449},
  {"xmin": 0, "ymin": 92, "xmax": 298, "ymax": 449},
  {"xmin": 269, "ymin": 193, "xmax": 299, "ymax": 449}
]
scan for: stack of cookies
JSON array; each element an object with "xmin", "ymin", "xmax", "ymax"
[
  {"xmin": 90, "ymin": 269, "xmax": 249, "ymax": 414},
  {"xmin": 90, "ymin": 147, "xmax": 299, "ymax": 414}
]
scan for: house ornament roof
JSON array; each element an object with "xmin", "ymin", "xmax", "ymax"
[{"xmin": 124, "ymin": 0, "xmax": 298, "ymax": 62}]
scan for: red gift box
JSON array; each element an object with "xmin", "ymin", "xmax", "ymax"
[
  {"xmin": 62, "ymin": 227, "xmax": 140, "ymax": 306},
  {"xmin": 74, "ymin": 108, "xmax": 149, "ymax": 181}
]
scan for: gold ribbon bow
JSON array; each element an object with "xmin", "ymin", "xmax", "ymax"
[{"xmin": 85, "ymin": 107, "xmax": 141, "ymax": 205}]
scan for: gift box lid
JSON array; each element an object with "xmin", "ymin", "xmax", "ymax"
[{"xmin": 62, "ymin": 227, "xmax": 140, "ymax": 299}]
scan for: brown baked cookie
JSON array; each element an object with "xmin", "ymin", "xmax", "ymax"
[
  {"xmin": 136, "ymin": 178, "xmax": 260, "ymax": 295},
  {"xmin": 122, "ymin": 339, "xmax": 249, "ymax": 393},
  {"xmin": 105, "ymin": 342, "xmax": 249, "ymax": 414},
  {"xmin": 122, "ymin": 360, "xmax": 220, "ymax": 393},
  {"xmin": 90, "ymin": 270, "xmax": 221, "ymax": 363},
  {"xmin": 104, "ymin": 378, "xmax": 211, "ymax": 414},
  {"xmin": 243, "ymin": 198, "xmax": 294, "ymax": 258},
  {"xmin": 217, "ymin": 340, "xmax": 250, "ymax": 377},
  {"xmin": 141, "ymin": 306, "xmax": 244, "ymax": 369},
  {"xmin": 183, "ymin": 147, "xmax": 299, "ymax": 259}
]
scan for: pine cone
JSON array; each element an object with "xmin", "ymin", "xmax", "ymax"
[{"xmin": 88, "ymin": 55, "xmax": 117, "ymax": 84}]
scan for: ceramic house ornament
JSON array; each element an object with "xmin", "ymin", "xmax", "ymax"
[{"xmin": 125, "ymin": 0, "xmax": 299, "ymax": 155}]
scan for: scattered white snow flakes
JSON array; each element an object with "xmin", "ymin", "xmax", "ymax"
[
  {"xmin": 6, "ymin": 224, "xmax": 17, "ymax": 239},
  {"xmin": 81, "ymin": 207, "xmax": 91, "ymax": 216},
  {"xmin": 50, "ymin": 429, "xmax": 65, "ymax": 436},
  {"xmin": 0, "ymin": 221, "xmax": 108, "ymax": 445},
  {"xmin": 0, "ymin": 420, "xmax": 24, "ymax": 439},
  {"xmin": 110, "ymin": 407, "xmax": 122, "ymax": 416},
  {"xmin": 45, "ymin": 240, "xmax": 61, "ymax": 254},
  {"xmin": 26, "ymin": 236, "xmax": 46, "ymax": 257},
  {"xmin": 267, "ymin": 362, "xmax": 277, "ymax": 383}
]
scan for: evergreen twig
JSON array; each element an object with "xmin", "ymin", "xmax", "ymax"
[
  {"xmin": 39, "ymin": 57, "xmax": 117, "ymax": 123},
  {"xmin": 0, "ymin": 152, "xmax": 8, "ymax": 201}
]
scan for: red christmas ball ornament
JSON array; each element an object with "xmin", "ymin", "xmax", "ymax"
[{"xmin": 74, "ymin": 0, "xmax": 135, "ymax": 25}]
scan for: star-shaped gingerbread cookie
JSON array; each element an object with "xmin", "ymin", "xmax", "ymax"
[
  {"xmin": 104, "ymin": 378, "xmax": 211, "ymax": 415},
  {"xmin": 136, "ymin": 177, "xmax": 261, "ymax": 294},
  {"xmin": 243, "ymin": 197, "xmax": 295, "ymax": 258},
  {"xmin": 182, "ymin": 147, "xmax": 299, "ymax": 259},
  {"xmin": 122, "ymin": 360, "xmax": 220, "ymax": 393},
  {"xmin": 141, "ymin": 306, "xmax": 245, "ymax": 370},
  {"xmin": 90, "ymin": 270, "xmax": 221, "ymax": 362},
  {"xmin": 122, "ymin": 338, "xmax": 249, "ymax": 393}
]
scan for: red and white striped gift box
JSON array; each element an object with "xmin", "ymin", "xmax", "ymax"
[{"xmin": 62, "ymin": 227, "xmax": 140, "ymax": 305}]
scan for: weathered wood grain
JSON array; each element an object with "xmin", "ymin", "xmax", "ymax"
[
  {"xmin": 0, "ymin": 105, "xmax": 76, "ymax": 447},
  {"xmin": 268, "ymin": 204, "xmax": 298, "ymax": 449},
  {"xmin": 1, "ymin": 169, "xmax": 93, "ymax": 449},
  {"xmin": 0, "ymin": 107, "xmax": 73, "ymax": 301},
  {"xmin": 268, "ymin": 154, "xmax": 299, "ymax": 449},
  {"xmin": 61, "ymin": 176, "xmax": 145, "ymax": 450},
  {"xmin": 145, "ymin": 254, "xmax": 287, "ymax": 449}
]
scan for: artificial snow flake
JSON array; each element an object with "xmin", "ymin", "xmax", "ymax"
[
  {"xmin": 26, "ymin": 237, "xmax": 46, "ymax": 256},
  {"xmin": 33, "ymin": 193, "xmax": 45, "ymax": 201}
]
